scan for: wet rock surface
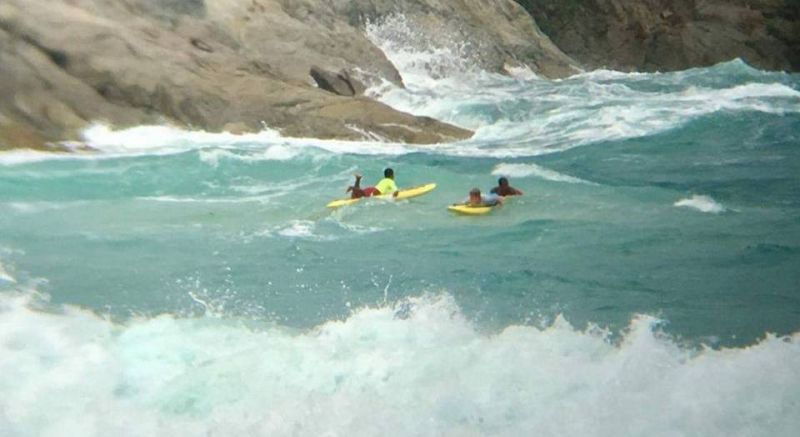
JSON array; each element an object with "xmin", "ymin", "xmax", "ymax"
[{"xmin": 0, "ymin": 0, "xmax": 579, "ymax": 149}]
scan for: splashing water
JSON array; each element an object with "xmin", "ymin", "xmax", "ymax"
[{"xmin": 1, "ymin": 16, "xmax": 800, "ymax": 436}]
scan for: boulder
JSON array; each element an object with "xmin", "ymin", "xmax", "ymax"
[{"xmin": 310, "ymin": 66, "xmax": 367, "ymax": 97}]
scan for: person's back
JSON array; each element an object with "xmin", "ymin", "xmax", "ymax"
[
  {"xmin": 346, "ymin": 168, "xmax": 397, "ymax": 199},
  {"xmin": 490, "ymin": 177, "xmax": 523, "ymax": 196},
  {"xmin": 374, "ymin": 168, "xmax": 398, "ymax": 195}
]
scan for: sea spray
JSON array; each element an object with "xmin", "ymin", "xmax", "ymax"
[{"xmin": 1, "ymin": 291, "xmax": 798, "ymax": 436}]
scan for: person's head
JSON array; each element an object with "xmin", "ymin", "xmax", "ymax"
[
  {"xmin": 469, "ymin": 188, "xmax": 481, "ymax": 204},
  {"xmin": 498, "ymin": 177, "xmax": 509, "ymax": 187},
  {"xmin": 384, "ymin": 168, "xmax": 394, "ymax": 179}
]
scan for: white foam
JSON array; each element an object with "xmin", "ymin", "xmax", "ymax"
[
  {"xmin": 0, "ymin": 291, "xmax": 798, "ymax": 436},
  {"xmin": 674, "ymin": 195, "xmax": 726, "ymax": 214},
  {"xmin": 7, "ymin": 201, "xmax": 66, "ymax": 214},
  {"xmin": 504, "ymin": 64, "xmax": 540, "ymax": 81},
  {"xmin": 0, "ymin": 124, "xmax": 283, "ymax": 166},
  {"xmin": 253, "ymin": 218, "xmax": 383, "ymax": 242},
  {"xmin": 671, "ymin": 83, "xmax": 800, "ymax": 115},
  {"xmin": 138, "ymin": 194, "xmax": 279, "ymax": 204},
  {"xmin": 567, "ymin": 68, "xmax": 653, "ymax": 82},
  {"xmin": 365, "ymin": 15, "xmax": 481, "ymax": 84},
  {"xmin": 198, "ymin": 145, "xmax": 302, "ymax": 167},
  {"xmin": 82, "ymin": 124, "xmax": 283, "ymax": 154},
  {"xmin": 492, "ymin": 163, "xmax": 593, "ymax": 184},
  {"xmin": 1, "ymin": 52, "xmax": 797, "ymax": 169},
  {"xmin": 0, "ymin": 262, "xmax": 16, "ymax": 284},
  {"xmin": 0, "ymin": 150, "xmax": 83, "ymax": 166},
  {"xmin": 276, "ymin": 220, "xmax": 319, "ymax": 239},
  {"xmin": 0, "ymin": 124, "xmax": 307, "ymax": 167},
  {"xmin": 364, "ymin": 20, "xmax": 800, "ymax": 158},
  {"xmin": 3, "ymin": 71, "xmax": 798, "ymax": 165},
  {"xmin": 254, "ymin": 220, "xmax": 337, "ymax": 241},
  {"xmin": 90, "ymin": 124, "xmax": 415, "ymax": 157},
  {"xmin": 334, "ymin": 221, "xmax": 385, "ymax": 235}
]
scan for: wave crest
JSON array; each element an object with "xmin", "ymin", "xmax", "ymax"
[
  {"xmin": 0, "ymin": 291, "xmax": 798, "ymax": 436},
  {"xmin": 675, "ymin": 195, "xmax": 726, "ymax": 213}
]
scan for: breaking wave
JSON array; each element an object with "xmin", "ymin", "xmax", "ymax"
[{"xmin": 0, "ymin": 291, "xmax": 798, "ymax": 436}]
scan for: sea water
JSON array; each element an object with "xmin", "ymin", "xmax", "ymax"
[{"xmin": 1, "ymin": 19, "xmax": 799, "ymax": 437}]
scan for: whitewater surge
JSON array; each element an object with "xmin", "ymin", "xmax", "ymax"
[
  {"xmin": 75, "ymin": 69, "xmax": 800, "ymax": 160},
  {"xmin": 0, "ymin": 61, "xmax": 796, "ymax": 166},
  {"xmin": 0, "ymin": 291, "xmax": 798, "ymax": 437},
  {"xmin": 1, "ymin": 65, "xmax": 786, "ymax": 165},
  {"xmin": 674, "ymin": 195, "xmax": 727, "ymax": 214},
  {"xmin": 0, "ymin": 262, "xmax": 15, "ymax": 284},
  {"xmin": 492, "ymin": 163, "xmax": 593, "ymax": 184}
]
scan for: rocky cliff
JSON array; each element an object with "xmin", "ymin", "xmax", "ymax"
[
  {"xmin": 0, "ymin": 0, "xmax": 579, "ymax": 150},
  {"xmin": 517, "ymin": 0, "xmax": 799, "ymax": 73}
]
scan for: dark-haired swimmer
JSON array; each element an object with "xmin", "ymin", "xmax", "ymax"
[
  {"xmin": 374, "ymin": 168, "xmax": 399, "ymax": 198},
  {"xmin": 490, "ymin": 177, "xmax": 523, "ymax": 197}
]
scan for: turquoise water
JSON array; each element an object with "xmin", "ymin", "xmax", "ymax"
[{"xmin": 1, "ymin": 56, "xmax": 800, "ymax": 434}]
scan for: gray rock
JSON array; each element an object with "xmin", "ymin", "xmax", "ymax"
[
  {"xmin": 310, "ymin": 66, "xmax": 365, "ymax": 97},
  {"xmin": 0, "ymin": 0, "xmax": 581, "ymax": 149}
]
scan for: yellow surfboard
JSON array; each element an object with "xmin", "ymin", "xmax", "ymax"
[
  {"xmin": 327, "ymin": 183, "xmax": 437, "ymax": 209},
  {"xmin": 447, "ymin": 204, "xmax": 495, "ymax": 215}
]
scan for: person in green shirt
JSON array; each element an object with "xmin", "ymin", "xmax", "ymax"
[
  {"xmin": 346, "ymin": 168, "xmax": 399, "ymax": 199},
  {"xmin": 374, "ymin": 168, "xmax": 399, "ymax": 197}
]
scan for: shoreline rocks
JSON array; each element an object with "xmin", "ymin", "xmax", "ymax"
[
  {"xmin": 0, "ymin": 0, "xmax": 579, "ymax": 150},
  {"xmin": 4, "ymin": 0, "xmax": 793, "ymax": 152}
]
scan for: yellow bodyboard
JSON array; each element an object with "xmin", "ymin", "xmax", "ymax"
[
  {"xmin": 327, "ymin": 183, "xmax": 437, "ymax": 209},
  {"xmin": 447, "ymin": 204, "xmax": 495, "ymax": 215}
]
